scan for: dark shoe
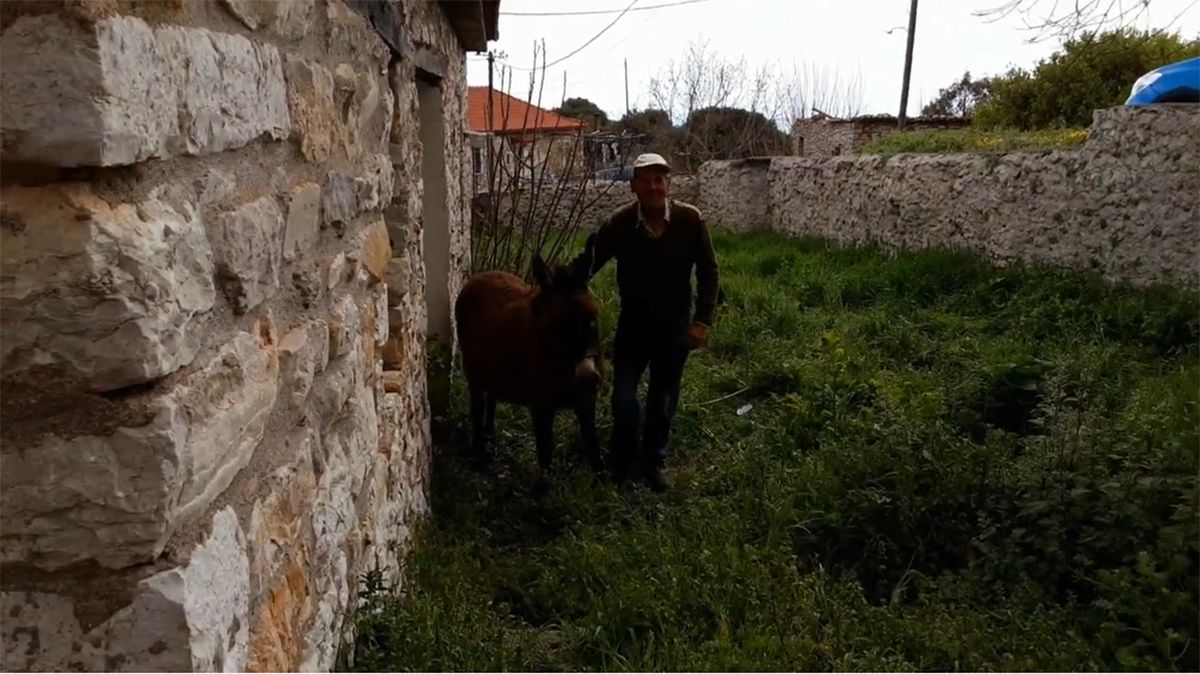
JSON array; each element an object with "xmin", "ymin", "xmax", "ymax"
[{"xmin": 644, "ymin": 466, "xmax": 672, "ymax": 493}]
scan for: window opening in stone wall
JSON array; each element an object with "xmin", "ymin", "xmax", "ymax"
[{"xmin": 471, "ymin": 147, "xmax": 483, "ymax": 176}]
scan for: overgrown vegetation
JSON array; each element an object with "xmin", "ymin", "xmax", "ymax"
[
  {"xmin": 919, "ymin": 28, "xmax": 1199, "ymax": 130},
  {"xmin": 348, "ymin": 231, "xmax": 1199, "ymax": 673},
  {"xmin": 858, "ymin": 127, "xmax": 1089, "ymax": 155},
  {"xmin": 877, "ymin": 27, "xmax": 1196, "ymax": 157}
]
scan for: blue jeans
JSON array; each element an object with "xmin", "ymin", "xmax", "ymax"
[{"xmin": 609, "ymin": 317, "xmax": 691, "ymax": 471}]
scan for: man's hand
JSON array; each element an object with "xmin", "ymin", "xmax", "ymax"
[{"xmin": 684, "ymin": 322, "xmax": 709, "ymax": 351}]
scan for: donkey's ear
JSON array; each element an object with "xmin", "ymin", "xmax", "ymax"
[
  {"xmin": 573, "ymin": 233, "xmax": 598, "ymax": 285},
  {"xmin": 531, "ymin": 254, "xmax": 551, "ymax": 287}
]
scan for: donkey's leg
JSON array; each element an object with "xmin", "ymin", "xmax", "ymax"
[
  {"xmin": 483, "ymin": 391, "xmax": 498, "ymax": 445},
  {"xmin": 574, "ymin": 397, "xmax": 605, "ymax": 474},
  {"xmin": 530, "ymin": 405, "xmax": 556, "ymax": 496},
  {"xmin": 468, "ymin": 381, "xmax": 491, "ymax": 469}
]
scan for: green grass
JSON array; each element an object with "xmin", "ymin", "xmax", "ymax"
[
  {"xmin": 345, "ymin": 231, "xmax": 1199, "ymax": 673},
  {"xmin": 858, "ymin": 127, "xmax": 1090, "ymax": 155}
]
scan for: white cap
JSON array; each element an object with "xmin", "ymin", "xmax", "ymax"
[{"xmin": 632, "ymin": 152, "xmax": 671, "ymax": 173}]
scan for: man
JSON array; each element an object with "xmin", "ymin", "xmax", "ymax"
[{"xmin": 568, "ymin": 152, "xmax": 720, "ymax": 492}]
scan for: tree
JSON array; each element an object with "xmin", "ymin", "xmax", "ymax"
[
  {"xmin": 646, "ymin": 39, "xmax": 777, "ymax": 126},
  {"xmin": 922, "ymin": 71, "xmax": 994, "ymax": 117},
  {"xmin": 644, "ymin": 39, "xmax": 785, "ymax": 171},
  {"xmin": 679, "ymin": 107, "xmax": 790, "ymax": 163},
  {"xmin": 973, "ymin": 27, "xmax": 1200, "ymax": 130},
  {"xmin": 553, "ymin": 97, "xmax": 608, "ymax": 127},
  {"xmin": 642, "ymin": 40, "xmax": 865, "ymax": 170},
  {"xmin": 615, "ymin": 109, "xmax": 673, "ymax": 139}
]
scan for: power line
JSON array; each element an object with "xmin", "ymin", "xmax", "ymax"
[
  {"xmin": 500, "ymin": 0, "xmax": 709, "ymax": 17},
  {"xmin": 526, "ymin": 6, "xmax": 662, "ymax": 89},
  {"xmin": 504, "ymin": 0, "xmax": 641, "ymax": 72}
]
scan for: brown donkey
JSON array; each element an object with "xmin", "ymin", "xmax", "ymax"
[{"xmin": 454, "ymin": 235, "xmax": 605, "ymax": 492}]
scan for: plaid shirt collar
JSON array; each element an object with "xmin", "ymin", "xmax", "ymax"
[{"xmin": 636, "ymin": 199, "xmax": 671, "ymax": 233}]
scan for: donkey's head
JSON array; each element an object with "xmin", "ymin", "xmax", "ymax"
[{"xmin": 530, "ymin": 234, "xmax": 602, "ymax": 390}]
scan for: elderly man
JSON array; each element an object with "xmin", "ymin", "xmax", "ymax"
[{"xmin": 568, "ymin": 152, "xmax": 720, "ymax": 492}]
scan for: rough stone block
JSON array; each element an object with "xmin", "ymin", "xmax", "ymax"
[
  {"xmin": 326, "ymin": 0, "xmax": 390, "ymax": 72},
  {"xmin": 327, "ymin": 252, "xmax": 349, "ymax": 290},
  {"xmin": 0, "ymin": 326, "xmax": 279, "ymax": 571},
  {"xmin": 223, "ymin": 0, "xmax": 315, "ymax": 39},
  {"xmin": 0, "ymin": 185, "xmax": 215, "ymax": 392},
  {"xmin": 366, "ymin": 153, "xmax": 397, "ymax": 209},
  {"xmin": 284, "ymin": 182, "xmax": 322, "ymax": 262},
  {"xmin": 245, "ymin": 427, "xmax": 319, "ymax": 672},
  {"xmin": 303, "ymin": 392, "xmax": 378, "ymax": 670},
  {"xmin": 292, "ymin": 259, "xmax": 327, "ymax": 309},
  {"xmin": 279, "ymin": 319, "xmax": 331, "ymax": 410},
  {"xmin": 308, "ymin": 356, "xmax": 358, "ymax": 426},
  {"xmin": 197, "ymin": 169, "xmax": 237, "ymax": 206},
  {"xmin": 337, "ymin": 66, "xmax": 393, "ymax": 163},
  {"xmin": 346, "ymin": 216, "xmax": 393, "ymax": 284},
  {"xmin": 211, "ymin": 196, "xmax": 286, "ymax": 314},
  {"xmin": 372, "ymin": 283, "xmax": 390, "ymax": 348},
  {"xmin": 322, "ymin": 171, "xmax": 379, "ymax": 230},
  {"xmin": 327, "ymin": 294, "xmax": 364, "ymax": 360},
  {"xmin": 0, "ymin": 15, "xmax": 290, "ymax": 167},
  {"xmin": 363, "ymin": 72, "xmax": 395, "ymax": 158},
  {"xmin": 284, "ymin": 56, "xmax": 337, "ymax": 163},
  {"xmin": 17, "ymin": 507, "xmax": 250, "ymax": 672}
]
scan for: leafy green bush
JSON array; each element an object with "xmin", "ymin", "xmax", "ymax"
[
  {"xmin": 344, "ymin": 230, "xmax": 1199, "ymax": 673},
  {"xmin": 974, "ymin": 28, "xmax": 1200, "ymax": 131}
]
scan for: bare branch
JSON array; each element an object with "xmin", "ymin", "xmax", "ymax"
[
  {"xmin": 640, "ymin": 39, "xmax": 869, "ymax": 169},
  {"xmin": 776, "ymin": 60, "xmax": 867, "ymax": 121},
  {"xmin": 973, "ymin": 0, "xmax": 1155, "ymax": 43},
  {"xmin": 472, "ymin": 41, "xmax": 635, "ymax": 278}
]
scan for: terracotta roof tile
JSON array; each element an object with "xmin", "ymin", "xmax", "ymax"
[{"xmin": 467, "ymin": 86, "xmax": 586, "ymax": 134}]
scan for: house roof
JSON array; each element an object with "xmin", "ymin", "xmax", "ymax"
[{"xmin": 467, "ymin": 87, "xmax": 587, "ymax": 134}]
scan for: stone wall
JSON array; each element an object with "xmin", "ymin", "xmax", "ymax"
[
  {"xmin": 0, "ymin": 0, "xmax": 474, "ymax": 671},
  {"xmin": 791, "ymin": 114, "xmax": 972, "ymax": 158},
  {"xmin": 705, "ymin": 105, "xmax": 1199, "ymax": 288},
  {"xmin": 474, "ymin": 175, "xmax": 700, "ymax": 234}
]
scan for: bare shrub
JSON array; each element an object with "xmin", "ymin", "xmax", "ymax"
[
  {"xmin": 974, "ymin": 0, "xmax": 1157, "ymax": 43},
  {"xmin": 471, "ymin": 43, "xmax": 645, "ymax": 278},
  {"xmin": 642, "ymin": 39, "xmax": 867, "ymax": 172}
]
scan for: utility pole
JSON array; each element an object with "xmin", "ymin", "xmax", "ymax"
[
  {"xmin": 624, "ymin": 58, "xmax": 630, "ymax": 115},
  {"xmin": 897, "ymin": 0, "xmax": 919, "ymax": 130},
  {"xmin": 486, "ymin": 50, "xmax": 495, "ymax": 190}
]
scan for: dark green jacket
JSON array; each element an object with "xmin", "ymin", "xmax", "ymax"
[{"xmin": 571, "ymin": 198, "xmax": 720, "ymax": 327}]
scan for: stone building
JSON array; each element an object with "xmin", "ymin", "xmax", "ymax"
[
  {"xmin": 0, "ymin": 0, "xmax": 498, "ymax": 671},
  {"xmin": 465, "ymin": 87, "xmax": 587, "ymax": 195},
  {"xmin": 791, "ymin": 112, "xmax": 972, "ymax": 158}
]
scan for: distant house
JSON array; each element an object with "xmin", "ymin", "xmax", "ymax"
[
  {"xmin": 791, "ymin": 112, "xmax": 972, "ymax": 158},
  {"xmin": 466, "ymin": 87, "xmax": 587, "ymax": 193}
]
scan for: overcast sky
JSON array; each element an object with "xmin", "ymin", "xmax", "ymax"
[{"xmin": 464, "ymin": 0, "xmax": 1200, "ymax": 121}]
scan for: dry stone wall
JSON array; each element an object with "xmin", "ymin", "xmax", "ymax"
[
  {"xmin": 0, "ymin": 0, "xmax": 472, "ymax": 671},
  {"xmin": 702, "ymin": 106, "xmax": 1199, "ymax": 288}
]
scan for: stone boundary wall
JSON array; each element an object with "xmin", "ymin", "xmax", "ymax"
[
  {"xmin": 0, "ymin": 1, "xmax": 471, "ymax": 671},
  {"xmin": 702, "ymin": 106, "xmax": 1199, "ymax": 288}
]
